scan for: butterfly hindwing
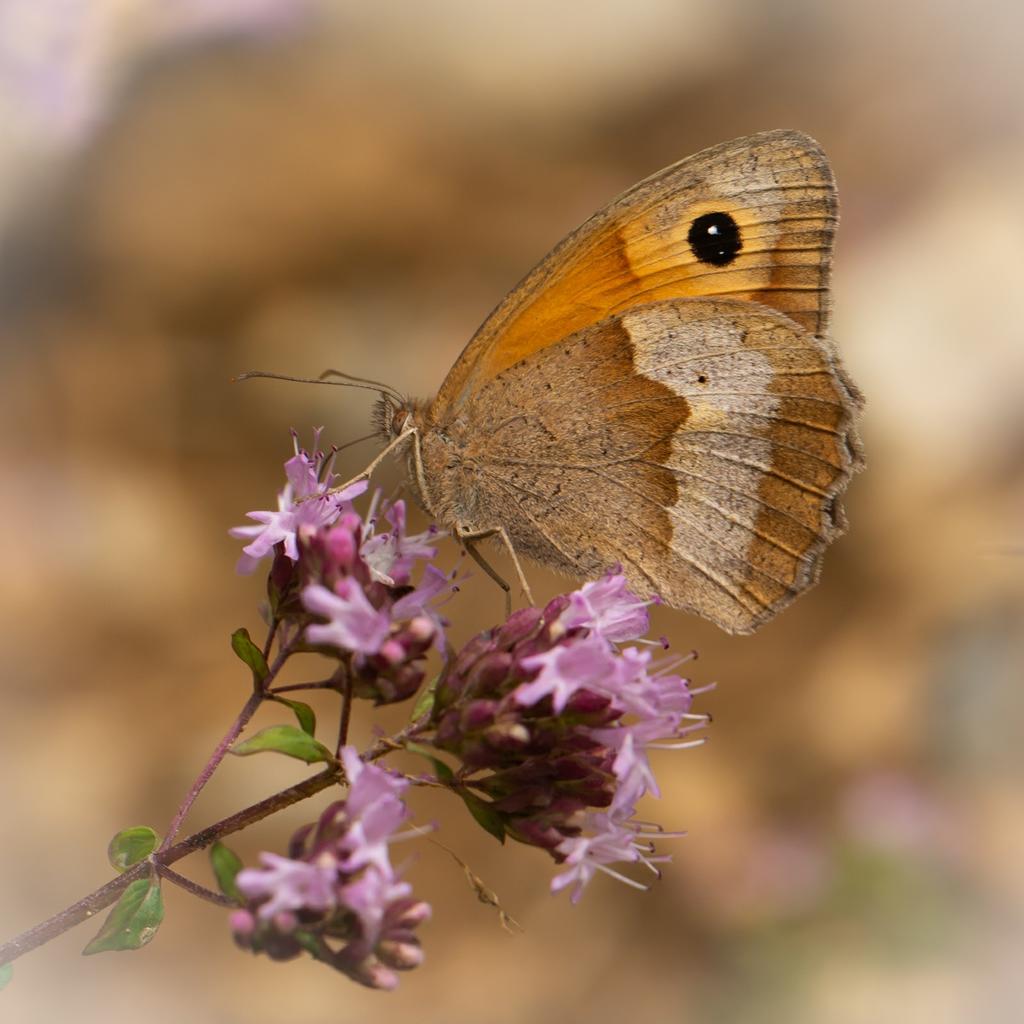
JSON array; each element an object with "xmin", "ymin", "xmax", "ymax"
[{"xmin": 438, "ymin": 297, "xmax": 861, "ymax": 632}]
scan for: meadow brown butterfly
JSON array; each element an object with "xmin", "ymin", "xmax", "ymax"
[{"xmin": 331, "ymin": 130, "xmax": 864, "ymax": 634}]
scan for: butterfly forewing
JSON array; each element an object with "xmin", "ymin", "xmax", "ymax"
[{"xmin": 432, "ymin": 130, "xmax": 837, "ymax": 418}]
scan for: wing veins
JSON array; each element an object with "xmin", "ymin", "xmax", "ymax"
[{"xmin": 581, "ymin": 462, "xmax": 807, "ymax": 579}]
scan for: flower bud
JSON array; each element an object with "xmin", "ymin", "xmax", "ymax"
[
  {"xmin": 324, "ymin": 523, "xmax": 358, "ymax": 572},
  {"xmin": 379, "ymin": 639, "xmax": 406, "ymax": 665},
  {"xmin": 272, "ymin": 910, "xmax": 298, "ymax": 934},
  {"xmin": 229, "ymin": 909, "xmax": 256, "ymax": 947},
  {"xmin": 407, "ymin": 616, "xmax": 436, "ymax": 644},
  {"xmin": 461, "ymin": 699, "xmax": 499, "ymax": 732},
  {"xmin": 465, "ymin": 651, "xmax": 515, "ymax": 697},
  {"xmin": 363, "ymin": 961, "xmax": 400, "ymax": 991},
  {"xmin": 377, "ymin": 938, "xmax": 425, "ymax": 970},
  {"xmin": 495, "ymin": 606, "xmax": 544, "ymax": 648},
  {"xmin": 261, "ymin": 932, "xmax": 305, "ymax": 961},
  {"xmin": 484, "ymin": 719, "xmax": 531, "ymax": 751},
  {"xmin": 390, "ymin": 899, "xmax": 432, "ymax": 929}
]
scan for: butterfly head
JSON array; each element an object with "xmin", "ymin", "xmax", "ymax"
[{"xmin": 372, "ymin": 393, "xmax": 419, "ymax": 441}]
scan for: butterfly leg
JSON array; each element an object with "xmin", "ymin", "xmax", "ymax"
[
  {"xmin": 455, "ymin": 524, "xmax": 535, "ymax": 615},
  {"xmin": 461, "ymin": 538, "xmax": 512, "ymax": 617}
]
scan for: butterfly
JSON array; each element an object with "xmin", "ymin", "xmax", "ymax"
[{"xmin": 348, "ymin": 130, "xmax": 864, "ymax": 634}]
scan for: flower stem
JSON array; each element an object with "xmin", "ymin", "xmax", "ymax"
[
  {"xmin": 361, "ymin": 717, "xmax": 429, "ymax": 762},
  {"xmin": 157, "ymin": 642, "xmax": 293, "ymax": 854},
  {"xmin": 336, "ymin": 667, "xmax": 355, "ymax": 759},
  {"xmin": 157, "ymin": 866, "xmax": 235, "ymax": 908},
  {"xmin": 0, "ymin": 767, "xmax": 340, "ymax": 968},
  {"xmin": 261, "ymin": 618, "xmax": 280, "ymax": 662},
  {"xmin": 269, "ymin": 679, "xmax": 339, "ymax": 695},
  {"xmin": 157, "ymin": 690, "xmax": 264, "ymax": 854}
]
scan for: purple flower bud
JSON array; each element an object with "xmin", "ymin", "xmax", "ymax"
[
  {"xmin": 509, "ymin": 818, "xmax": 570, "ymax": 852},
  {"xmin": 268, "ymin": 546, "xmax": 298, "ymax": 602},
  {"xmin": 495, "ymin": 606, "xmax": 544, "ymax": 648},
  {"xmin": 324, "ymin": 523, "xmax": 358, "ymax": 571},
  {"xmin": 354, "ymin": 960, "xmax": 400, "ymax": 991},
  {"xmin": 541, "ymin": 594, "xmax": 572, "ymax": 623},
  {"xmin": 379, "ymin": 639, "xmax": 406, "ymax": 665},
  {"xmin": 563, "ymin": 689, "xmax": 614, "ymax": 717},
  {"xmin": 450, "ymin": 634, "xmax": 496, "ymax": 677},
  {"xmin": 460, "ymin": 699, "xmax": 498, "ymax": 732},
  {"xmin": 483, "ymin": 720, "xmax": 531, "ymax": 751},
  {"xmin": 377, "ymin": 938, "xmax": 425, "ymax": 970},
  {"xmin": 273, "ymin": 910, "xmax": 298, "ymax": 934},
  {"xmin": 229, "ymin": 909, "xmax": 256, "ymax": 946},
  {"xmin": 261, "ymin": 933, "xmax": 305, "ymax": 961},
  {"xmin": 389, "ymin": 899, "xmax": 432, "ymax": 929},
  {"xmin": 407, "ymin": 615, "xmax": 436, "ymax": 643},
  {"xmin": 434, "ymin": 714, "xmax": 460, "ymax": 749},
  {"xmin": 466, "ymin": 651, "xmax": 515, "ymax": 697}
]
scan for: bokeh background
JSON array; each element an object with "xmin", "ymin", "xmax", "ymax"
[{"xmin": 2, "ymin": 2, "xmax": 1022, "ymax": 1022}]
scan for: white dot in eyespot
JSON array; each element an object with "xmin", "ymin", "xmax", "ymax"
[{"xmin": 707, "ymin": 224, "xmax": 719, "ymax": 235}]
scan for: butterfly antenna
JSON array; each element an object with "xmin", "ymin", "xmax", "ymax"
[
  {"xmin": 234, "ymin": 369, "xmax": 400, "ymax": 401},
  {"xmin": 319, "ymin": 368, "xmax": 405, "ymax": 404}
]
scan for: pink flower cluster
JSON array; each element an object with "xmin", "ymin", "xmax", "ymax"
[
  {"xmin": 230, "ymin": 428, "xmax": 365, "ymax": 575},
  {"xmin": 430, "ymin": 573, "xmax": 707, "ymax": 902},
  {"xmin": 231, "ymin": 430, "xmax": 455, "ymax": 703},
  {"xmin": 231, "ymin": 748, "xmax": 430, "ymax": 990}
]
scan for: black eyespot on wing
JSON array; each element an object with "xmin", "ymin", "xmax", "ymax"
[{"xmin": 687, "ymin": 211, "xmax": 742, "ymax": 266}]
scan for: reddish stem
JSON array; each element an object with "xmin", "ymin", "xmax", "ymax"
[
  {"xmin": 0, "ymin": 767, "xmax": 340, "ymax": 967},
  {"xmin": 158, "ymin": 866, "xmax": 235, "ymax": 908},
  {"xmin": 157, "ymin": 690, "xmax": 263, "ymax": 854},
  {"xmin": 336, "ymin": 669, "xmax": 355, "ymax": 759},
  {"xmin": 157, "ymin": 644, "xmax": 294, "ymax": 854}
]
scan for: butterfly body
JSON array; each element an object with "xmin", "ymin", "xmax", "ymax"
[{"xmin": 374, "ymin": 130, "xmax": 863, "ymax": 633}]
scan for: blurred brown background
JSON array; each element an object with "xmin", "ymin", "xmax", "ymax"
[{"xmin": 2, "ymin": 2, "xmax": 1022, "ymax": 1022}]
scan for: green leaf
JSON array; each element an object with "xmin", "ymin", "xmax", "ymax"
[
  {"xmin": 460, "ymin": 792, "xmax": 506, "ymax": 844},
  {"xmin": 403, "ymin": 743, "xmax": 503, "ymax": 840},
  {"xmin": 409, "ymin": 675, "xmax": 439, "ymax": 722},
  {"xmin": 293, "ymin": 930, "xmax": 322, "ymax": 958},
  {"xmin": 82, "ymin": 878, "xmax": 164, "ymax": 955},
  {"xmin": 271, "ymin": 696, "xmax": 317, "ymax": 737},
  {"xmin": 210, "ymin": 842, "xmax": 244, "ymax": 903},
  {"xmin": 231, "ymin": 628, "xmax": 269, "ymax": 685},
  {"xmin": 230, "ymin": 725, "xmax": 332, "ymax": 764},
  {"xmin": 0, "ymin": 963, "xmax": 12, "ymax": 991},
  {"xmin": 404, "ymin": 742, "xmax": 455, "ymax": 784},
  {"xmin": 107, "ymin": 826, "xmax": 159, "ymax": 873}
]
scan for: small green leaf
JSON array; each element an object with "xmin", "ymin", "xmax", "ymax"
[
  {"xmin": 82, "ymin": 877, "xmax": 164, "ymax": 955},
  {"xmin": 271, "ymin": 696, "xmax": 317, "ymax": 737},
  {"xmin": 0, "ymin": 963, "xmax": 12, "ymax": 991},
  {"xmin": 410, "ymin": 675, "xmax": 439, "ymax": 722},
  {"xmin": 230, "ymin": 725, "xmax": 332, "ymax": 764},
  {"xmin": 461, "ymin": 792, "xmax": 506, "ymax": 844},
  {"xmin": 210, "ymin": 842, "xmax": 244, "ymax": 903},
  {"xmin": 293, "ymin": 930, "xmax": 322, "ymax": 958},
  {"xmin": 107, "ymin": 826, "xmax": 159, "ymax": 873},
  {"xmin": 405, "ymin": 742, "xmax": 455, "ymax": 784},
  {"xmin": 231, "ymin": 628, "xmax": 269, "ymax": 685}
]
